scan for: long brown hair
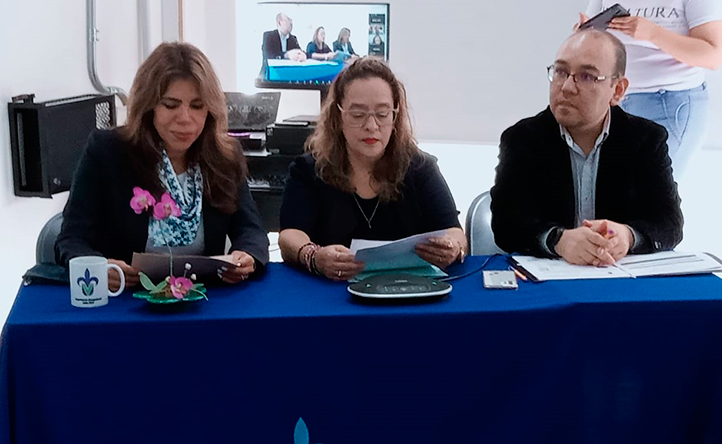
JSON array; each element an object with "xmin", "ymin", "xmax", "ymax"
[
  {"xmin": 336, "ymin": 28, "xmax": 350, "ymax": 45},
  {"xmin": 306, "ymin": 57, "xmax": 418, "ymax": 201},
  {"xmin": 119, "ymin": 42, "xmax": 245, "ymax": 214},
  {"xmin": 313, "ymin": 27, "xmax": 325, "ymax": 47}
]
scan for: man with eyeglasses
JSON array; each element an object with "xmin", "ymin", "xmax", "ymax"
[{"xmin": 491, "ymin": 29, "xmax": 682, "ymax": 266}]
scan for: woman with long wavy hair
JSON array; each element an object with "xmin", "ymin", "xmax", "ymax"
[
  {"xmin": 57, "ymin": 42, "xmax": 269, "ymax": 291},
  {"xmin": 278, "ymin": 57, "xmax": 466, "ymax": 281},
  {"xmin": 306, "ymin": 26, "xmax": 336, "ymax": 61},
  {"xmin": 332, "ymin": 27, "xmax": 358, "ymax": 58}
]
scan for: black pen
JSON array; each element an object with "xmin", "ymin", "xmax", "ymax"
[{"xmin": 506, "ymin": 257, "xmax": 540, "ymax": 283}]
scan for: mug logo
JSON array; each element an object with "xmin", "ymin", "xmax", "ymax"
[{"xmin": 77, "ymin": 268, "xmax": 99, "ymax": 296}]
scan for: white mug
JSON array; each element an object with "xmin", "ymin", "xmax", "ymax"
[{"xmin": 69, "ymin": 256, "xmax": 125, "ymax": 308}]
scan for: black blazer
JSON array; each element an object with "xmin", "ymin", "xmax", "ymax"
[
  {"xmin": 280, "ymin": 152, "xmax": 461, "ymax": 248},
  {"xmin": 56, "ymin": 130, "xmax": 269, "ymax": 271},
  {"xmin": 490, "ymin": 106, "xmax": 683, "ymax": 257},
  {"xmin": 332, "ymin": 40, "xmax": 356, "ymax": 55},
  {"xmin": 306, "ymin": 41, "xmax": 332, "ymax": 57},
  {"xmin": 262, "ymin": 30, "xmax": 302, "ymax": 60}
]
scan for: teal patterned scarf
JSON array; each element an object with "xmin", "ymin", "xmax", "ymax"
[{"xmin": 147, "ymin": 149, "xmax": 203, "ymax": 247}]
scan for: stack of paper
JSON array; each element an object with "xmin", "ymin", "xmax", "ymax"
[
  {"xmin": 510, "ymin": 251, "xmax": 722, "ymax": 282},
  {"xmin": 616, "ymin": 251, "xmax": 722, "ymax": 277},
  {"xmin": 350, "ymin": 230, "xmax": 448, "ymax": 281}
]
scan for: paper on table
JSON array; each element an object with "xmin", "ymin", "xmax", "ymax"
[
  {"xmin": 131, "ymin": 252, "xmax": 237, "ymax": 282},
  {"xmin": 350, "ymin": 229, "xmax": 448, "ymax": 273},
  {"xmin": 616, "ymin": 251, "xmax": 722, "ymax": 277},
  {"xmin": 510, "ymin": 255, "xmax": 630, "ymax": 281},
  {"xmin": 511, "ymin": 251, "xmax": 722, "ymax": 282}
]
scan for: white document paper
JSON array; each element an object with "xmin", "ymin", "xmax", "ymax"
[
  {"xmin": 616, "ymin": 251, "xmax": 722, "ymax": 277},
  {"xmin": 350, "ymin": 229, "xmax": 448, "ymax": 273},
  {"xmin": 510, "ymin": 255, "xmax": 631, "ymax": 281},
  {"xmin": 511, "ymin": 251, "xmax": 722, "ymax": 282}
]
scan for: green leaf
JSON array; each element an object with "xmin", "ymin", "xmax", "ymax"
[
  {"xmin": 149, "ymin": 281, "xmax": 168, "ymax": 294},
  {"xmin": 189, "ymin": 287, "xmax": 208, "ymax": 300},
  {"xmin": 139, "ymin": 272, "xmax": 157, "ymax": 291}
]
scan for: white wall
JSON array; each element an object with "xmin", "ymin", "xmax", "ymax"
[
  {"xmin": 229, "ymin": 0, "xmax": 722, "ymax": 147},
  {"xmin": 0, "ymin": 1, "xmax": 145, "ymax": 322},
  {"xmin": 184, "ymin": 0, "xmax": 237, "ymax": 90}
]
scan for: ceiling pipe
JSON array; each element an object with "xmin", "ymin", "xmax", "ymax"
[
  {"xmin": 138, "ymin": 0, "xmax": 152, "ymax": 63},
  {"xmin": 87, "ymin": 0, "xmax": 128, "ymax": 105}
]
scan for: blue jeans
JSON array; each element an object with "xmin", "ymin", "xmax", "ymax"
[{"xmin": 620, "ymin": 83, "xmax": 709, "ymax": 179}]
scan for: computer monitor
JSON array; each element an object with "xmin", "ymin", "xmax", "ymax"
[{"xmin": 251, "ymin": 2, "xmax": 390, "ymax": 97}]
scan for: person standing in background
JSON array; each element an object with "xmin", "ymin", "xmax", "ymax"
[{"xmin": 581, "ymin": 1, "xmax": 722, "ymax": 178}]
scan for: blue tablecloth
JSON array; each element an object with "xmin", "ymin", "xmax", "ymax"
[
  {"xmin": 2, "ymin": 256, "xmax": 722, "ymax": 444},
  {"xmin": 266, "ymin": 60, "xmax": 344, "ymax": 83}
]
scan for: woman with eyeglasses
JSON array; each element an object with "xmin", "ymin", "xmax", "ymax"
[{"xmin": 278, "ymin": 57, "xmax": 466, "ymax": 281}]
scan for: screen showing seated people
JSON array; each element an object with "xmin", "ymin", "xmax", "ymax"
[{"xmin": 252, "ymin": 2, "xmax": 390, "ymax": 89}]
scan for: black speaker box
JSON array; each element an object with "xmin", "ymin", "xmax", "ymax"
[{"xmin": 8, "ymin": 94, "xmax": 116, "ymax": 197}]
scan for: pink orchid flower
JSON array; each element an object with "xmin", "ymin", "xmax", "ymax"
[
  {"xmin": 129, "ymin": 187, "xmax": 156, "ymax": 214},
  {"xmin": 169, "ymin": 276, "xmax": 193, "ymax": 299},
  {"xmin": 153, "ymin": 192, "xmax": 181, "ymax": 220}
]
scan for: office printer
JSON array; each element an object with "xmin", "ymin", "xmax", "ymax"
[
  {"xmin": 265, "ymin": 121, "xmax": 316, "ymax": 155},
  {"xmin": 226, "ymin": 91, "xmax": 280, "ymax": 151}
]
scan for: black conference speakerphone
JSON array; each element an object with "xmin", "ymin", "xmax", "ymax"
[{"xmin": 348, "ymin": 274, "xmax": 452, "ymax": 299}]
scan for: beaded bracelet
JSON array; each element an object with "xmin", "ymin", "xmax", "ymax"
[
  {"xmin": 297, "ymin": 242, "xmax": 317, "ymax": 265},
  {"xmin": 301, "ymin": 244, "xmax": 321, "ymax": 275},
  {"xmin": 309, "ymin": 248, "xmax": 322, "ymax": 275}
]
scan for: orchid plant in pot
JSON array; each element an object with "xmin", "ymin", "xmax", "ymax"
[{"xmin": 129, "ymin": 187, "xmax": 207, "ymax": 303}]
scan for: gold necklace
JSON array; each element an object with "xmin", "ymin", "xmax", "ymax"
[{"xmin": 353, "ymin": 194, "xmax": 380, "ymax": 229}]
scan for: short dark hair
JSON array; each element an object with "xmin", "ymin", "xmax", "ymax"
[{"xmin": 574, "ymin": 29, "xmax": 627, "ymax": 76}]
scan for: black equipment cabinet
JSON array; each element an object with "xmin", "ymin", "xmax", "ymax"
[{"xmin": 8, "ymin": 94, "xmax": 116, "ymax": 197}]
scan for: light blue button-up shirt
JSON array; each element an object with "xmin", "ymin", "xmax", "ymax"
[
  {"xmin": 540, "ymin": 109, "xmax": 640, "ymax": 255},
  {"xmin": 279, "ymin": 30, "xmax": 289, "ymax": 53},
  {"xmin": 560, "ymin": 111, "xmax": 611, "ymax": 227}
]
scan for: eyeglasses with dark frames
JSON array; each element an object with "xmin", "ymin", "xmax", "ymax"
[{"xmin": 547, "ymin": 64, "xmax": 619, "ymax": 87}]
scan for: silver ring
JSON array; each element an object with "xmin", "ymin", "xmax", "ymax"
[{"xmin": 337, "ymin": 270, "xmax": 342, "ymax": 278}]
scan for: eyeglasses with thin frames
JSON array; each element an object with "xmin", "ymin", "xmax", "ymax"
[
  {"xmin": 547, "ymin": 65, "xmax": 619, "ymax": 87},
  {"xmin": 337, "ymin": 104, "xmax": 398, "ymax": 128}
]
